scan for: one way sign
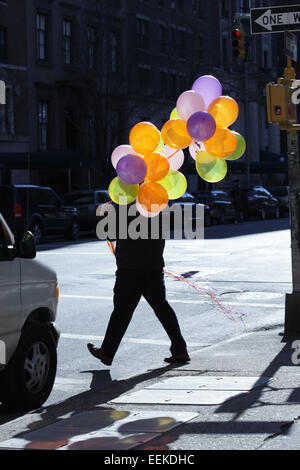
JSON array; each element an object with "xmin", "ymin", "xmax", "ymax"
[{"xmin": 251, "ymin": 5, "xmax": 300, "ymax": 34}]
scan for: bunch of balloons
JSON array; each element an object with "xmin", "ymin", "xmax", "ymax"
[{"xmin": 108, "ymin": 74, "xmax": 246, "ymax": 217}]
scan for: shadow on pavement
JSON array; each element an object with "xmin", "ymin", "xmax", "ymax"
[
  {"xmin": 205, "ymin": 217, "xmax": 289, "ymax": 239},
  {"xmin": 0, "ymin": 363, "xmax": 185, "ymax": 450},
  {"xmin": 138, "ymin": 336, "xmax": 300, "ymax": 450}
]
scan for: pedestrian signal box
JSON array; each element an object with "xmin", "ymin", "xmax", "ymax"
[{"xmin": 266, "ymin": 82, "xmax": 296, "ymax": 127}]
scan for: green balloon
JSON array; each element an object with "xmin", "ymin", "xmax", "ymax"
[
  {"xmin": 158, "ymin": 170, "xmax": 187, "ymax": 200},
  {"xmin": 108, "ymin": 177, "xmax": 139, "ymax": 205},
  {"xmin": 196, "ymin": 152, "xmax": 227, "ymax": 183},
  {"xmin": 225, "ymin": 132, "xmax": 246, "ymax": 161},
  {"xmin": 170, "ymin": 107, "xmax": 181, "ymax": 120},
  {"xmin": 155, "ymin": 132, "xmax": 164, "ymax": 152}
]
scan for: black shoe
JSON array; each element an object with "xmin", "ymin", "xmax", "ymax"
[
  {"xmin": 87, "ymin": 343, "xmax": 112, "ymax": 366},
  {"xmin": 164, "ymin": 353, "xmax": 190, "ymax": 364}
]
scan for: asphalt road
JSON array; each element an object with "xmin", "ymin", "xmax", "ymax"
[
  {"xmin": 42, "ymin": 217, "xmax": 291, "ymax": 401},
  {"xmin": 0, "ymin": 217, "xmax": 292, "ymax": 440}
]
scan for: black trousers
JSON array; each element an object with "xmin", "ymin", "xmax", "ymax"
[{"xmin": 100, "ymin": 269, "xmax": 187, "ymax": 359}]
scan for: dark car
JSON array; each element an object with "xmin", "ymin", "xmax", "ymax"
[
  {"xmin": 244, "ymin": 186, "xmax": 280, "ymax": 220},
  {"xmin": 193, "ymin": 190, "xmax": 236, "ymax": 224},
  {"xmin": 267, "ymin": 186, "xmax": 289, "ymax": 216},
  {"xmin": 0, "ymin": 184, "xmax": 80, "ymax": 243},
  {"xmin": 169, "ymin": 192, "xmax": 211, "ymax": 228},
  {"xmin": 63, "ymin": 189, "xmax": 111, "ymax": 232}
]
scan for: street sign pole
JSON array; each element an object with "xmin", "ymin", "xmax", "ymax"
[
  {"xmin": 285, "ymin": 60, "xmax": 300, "ymax": 334},
  {"xmin": 251, "ymin": 5, "xmax": 300, "ymax": 335}
]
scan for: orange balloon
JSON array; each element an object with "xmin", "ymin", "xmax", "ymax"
[
  {"xmin": 129, "ymin": 122, "xmax": 160, "ymax": 156},
  {"xmin": 161, "ymin": 119, "xmax": 193, "ymax": 150},
  {"xmin": 144, "ymin": 152, "xmax": 170, "ymax": 182},
  {"xmin": 204, "ymin": 128, "xmax": 237, "ymax": 159},
  {"xmin": 208, "ymin": 96, "xmax": 239, "ymax": 128},
  {"xmin": 138, "ymin": 182, "xmax": 168, "ymax": 213}
]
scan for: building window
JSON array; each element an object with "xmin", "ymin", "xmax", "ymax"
[
  {"xmin": 109, "ymin": 32, "xmax": 118, "ymax": 73},
  {"xmin": 178, "ymin": 30, "xmax": 185, "ymax": 59},
  {"xmin": 221, "ymin": 0, "xmax": 228, "ymax": 17},
  {"xmin": 36, "ymin": 13, "xmax": 48, "ymax": 61},
  {"xmin": 159, "ymin": 24, "xmax": 167, "ymax": 54},
  {"xmin": 65, "ymin": 106, "xmax": 78, "ymax": 150},
  {"xmin": 63, "ymin": 19, "xmax": 72, "ymax": 65},
  {"xmin": 193, "ymin": 0, "xmax": 203, "ymax": 19},
  {"xmin": 38, "ymin": 101, "xmax": 49, "ymax": 152},
  {"xmin": 87, "ymin": 26, "xmax": 96, "ymax": 70},
  {"xmin": 0, "ymin": 26, "xmax": 7, "ymax": 63},
  {"xmin": 137, "ymin": 18, "xmax": 149, "ymax": 50},
  {"xmin": 195, "ymin": 35, "xmax": 204, "ymax": 64},
  {"xmin": 0, "ymin": 87, "xmax": 13, "ymax": 135},
  {"xmin": 177, "ymin": 0, "xmax": 184, "ymax": 12},
  {"xmin": 222, "ymin": 36, "xmax": 228, "ymax": 69},
  {"xmin": 138, "ymin": 65, "xmax": 151, "ymax": 91}
]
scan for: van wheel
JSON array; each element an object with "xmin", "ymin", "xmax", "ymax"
[{"xmin": 0, "ymin": 323, "xmax": 57, "ymax": 411}]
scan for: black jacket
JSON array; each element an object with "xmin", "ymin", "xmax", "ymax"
[{"xmin": 109, "ymin": 204, "xmax": 165, "ymax": 270}]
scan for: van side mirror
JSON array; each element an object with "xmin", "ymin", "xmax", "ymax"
[{"xmin": 16, "ymin": 231, "xmax": 36, "ymax": 259}]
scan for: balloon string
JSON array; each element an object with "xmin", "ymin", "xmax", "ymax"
[
  {"xmin": 105, "ymin": 240, "xmax": 246, "ymax": 325},
  {"xmin": 166, "ymin": 149, "xmax": 180, "ymax": 160}
]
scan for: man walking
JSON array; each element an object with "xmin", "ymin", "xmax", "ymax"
[{"xmin": 87, "ymin": 204, "xmax": 189, "ymax": 366}]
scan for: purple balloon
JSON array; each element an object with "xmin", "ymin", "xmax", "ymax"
[
  {"xmin": 116, "ymin": 154, "xmax": 147, "ymax": 185},
  {"xmin": 187, "ymin": 112, "xmax": 216, "ymax": 141},
  {"xmin": 192, "ymin": 75, "xmax": 222, "ymax": 110}
]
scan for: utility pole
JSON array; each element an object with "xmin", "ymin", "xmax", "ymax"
[
  {"xmin": 266, "ymin": 55, "xmax": 300, "ymax": 336},
  {"xmin": 250, "ymin": 4, "xmax": 300, "ymax": 336}
]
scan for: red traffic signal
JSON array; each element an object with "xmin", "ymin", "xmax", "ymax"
[{"xmin": 232, "ymin": 27, "xmax": 245, "ymax": 60}]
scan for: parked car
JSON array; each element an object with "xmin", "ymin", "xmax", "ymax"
[
  {"xmin": 267, "ymin": 186, "xmax": 289, "ymax": 216},
  {"xmin": 169, "ymin": 192, "xmax": 211, "ymax": 228},
  {"xmin": 244, "ymin": 186, "xmax": 280, "ymax": 220},
  {"xmin": 0, "ymin": 185, "xmax": 80, "ymax": 244},
  {"xmin": 0, "ymin": 212, "xmax": 59, "ymax": 410},
  {"xmin": 193, "ymin": 190, "xmax": 236, "ymax": 224},
  {"xmin": 63, "ymin": 189, "xmax": 110, "ymax": 232}
]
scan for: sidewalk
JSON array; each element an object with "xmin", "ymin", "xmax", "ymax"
[{"xmin": 1, "ymin": 325, "xmax": 300, "ymax": 450}]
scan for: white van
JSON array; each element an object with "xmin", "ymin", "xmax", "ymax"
[{"xmin": 0, "ymin": 213, "xmax": 59, "ymax": 410}]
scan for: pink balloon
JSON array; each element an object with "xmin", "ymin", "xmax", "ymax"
[
  {"xmin": 136, "ymin": 200, "xmax": 160, "ymax": 218},
  {"xmin": 162, "ymin": 145, "xmax": 184, "ymax": 170},
  {"xmin": 189, "ymin": 140, "xmax": 206, "ymax": 160},
  {"xmin": 192, "ymin": 75, "xmax": 222, "ymax": 110},
  {"xmin": 176, "ymin": 90, "xmax": 205, "ymax": 121},
  {"xmin": 111, "ymin": 145, "xmax": 138, "ymax": 169}
]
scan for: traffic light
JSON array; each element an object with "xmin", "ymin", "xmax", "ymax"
[
  {"xmin": 232, "ymin": 26, "xmax": 245, "ymax": 60},
  {"xmin": 266, "ymin": 82, "xmax": 296, "ymax": 127}
]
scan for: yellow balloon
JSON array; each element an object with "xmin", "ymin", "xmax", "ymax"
[
  {"xmin": 161, "ymin": 119, "xmax": 193, "ymax": 150},
  {"xmin": 108, "ymin": 177, "xmax": 139, "ymax": 205},
  {"xmin": 196, "ymin": 152, "xmax": 227, "ymax": 183},
  {"xmin": 158, "ymin": 170, "xmax": 187, "ymax": 200},
  {"xmin": 170, "ymin": 108, "xmax": 181, "ymax": 120},
  {"xmin": 204, "ymin": 128, "xmax": 237, "ymax": 158},
  {"xmin": 129, "ymin": 122, "xmax": 160, "ymax": 156},
  {"xmin": 208, "ymin": 96, "xmax": 239, "ymax": 128}
]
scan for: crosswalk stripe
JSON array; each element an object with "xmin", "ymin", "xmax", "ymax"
[{"xmin": 60, "ymin": 294, "xmax": 283, "ymax": 309}]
